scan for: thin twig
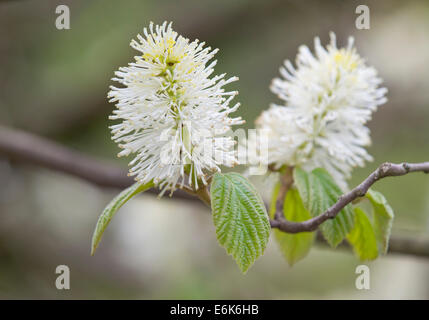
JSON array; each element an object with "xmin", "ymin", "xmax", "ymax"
[{"xmin": 270, "ymin": 162, "xmax": 429, "ymax": 233}]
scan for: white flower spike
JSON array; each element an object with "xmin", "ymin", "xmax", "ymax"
[
  {"xmin": 108, "ymin": 22, "xmax": 243, "ymax": 194},
  {"xmin": 256, "ymin": 32, "xmax": 387, "ymax": 189}
]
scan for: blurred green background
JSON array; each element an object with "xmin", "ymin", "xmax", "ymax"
[{"xmin": 1, "ymin": 0, "xmax": 429, "ymax": 299}]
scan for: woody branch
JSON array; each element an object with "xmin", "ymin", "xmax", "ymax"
[{"xmin": 1, "ymin": 124, "xmax": 429, "ymax": 257}]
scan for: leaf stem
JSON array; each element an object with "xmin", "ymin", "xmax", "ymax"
[{"xmin": 274, "ymin": 166, "xmax": 294, "ymax": 220}]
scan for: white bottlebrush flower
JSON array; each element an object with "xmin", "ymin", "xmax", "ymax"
[
  {"xmin": 254, "ymin": 32, "xmax": 387, "ymax": 189},
  {"xmin": 108, "ymin": 22, "xmax": 243, "ymax": 194}
]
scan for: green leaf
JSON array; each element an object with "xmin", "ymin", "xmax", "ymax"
[
  {"xmin": 366, "ymin": 189, "xmax": 394, "ymax": 254},
  {"xmin": 294, "ymin": 167, "xmax": 354, "ymax": 247},
  {"xmin": 91, "ymin": 181, "xmax": 154, "ymax": 255},
  {"xmin": 211, "ymin": 172, "xmax": 271, "ymax": 273},
  {"xmin": 269, "ymin": 183, "xmax": 315, "ymax": 266},
  {"xmin": 347, "ymin": 207, "xmax": 378, "ymax": 260}
]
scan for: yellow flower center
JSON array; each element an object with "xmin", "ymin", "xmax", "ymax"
[{"xmin": 333, "ymin": 49, "xmax": 358, "ymax": 71}]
